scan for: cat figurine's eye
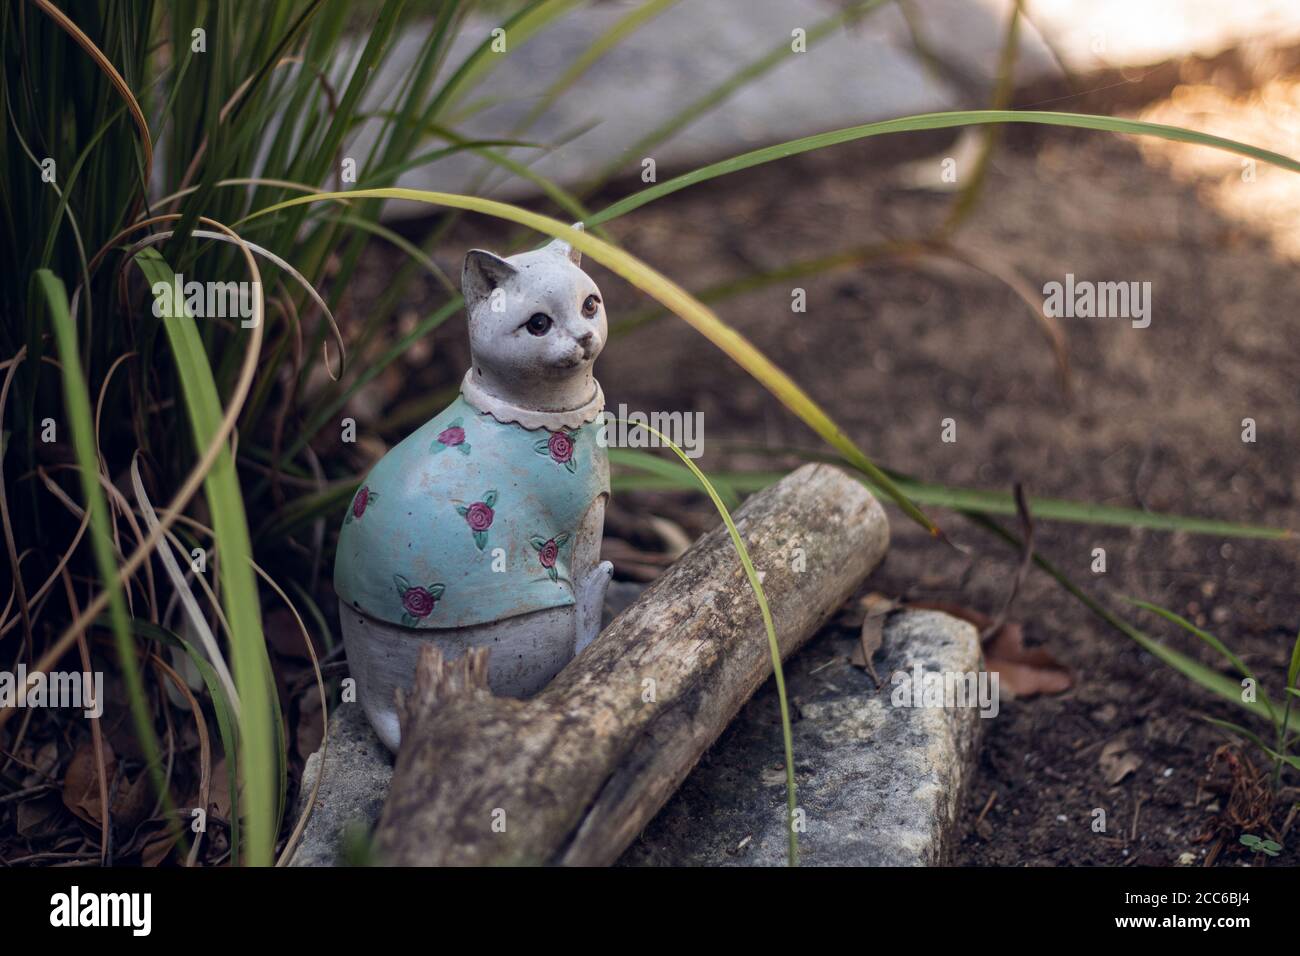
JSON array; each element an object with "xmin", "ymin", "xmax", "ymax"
[
  {"xmin": 525, "ymin": 313, "xmax": 553, "ymax": 336},
  {"xmin": 582, "ymin": 294, "xmax": 600, "ymax": 318}
]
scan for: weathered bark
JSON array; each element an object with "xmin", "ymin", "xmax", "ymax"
[{"xmin": 372, "ymin": 463, "xmax": 889, "ymax": 866}]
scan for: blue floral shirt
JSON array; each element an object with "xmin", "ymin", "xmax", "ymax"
[{"xmin": 334, "ymin": 395, "xmax": 610, "ymax": 628}]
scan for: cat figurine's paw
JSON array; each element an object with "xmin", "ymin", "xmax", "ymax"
[{"xmin": 576, "ymin": 560, "xmax": 614, "ymax": 655}]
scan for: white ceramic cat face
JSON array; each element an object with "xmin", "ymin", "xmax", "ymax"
[{"xmin": 462, "ymin": 225, "xmax": 606, "ymax": 412}]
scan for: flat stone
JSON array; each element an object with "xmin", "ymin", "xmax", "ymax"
[
  {"xmin": 619, "ymin": 609, "xmax": 983, "ymax": 866},
  {"xmin": 292, "ymin": 598, "xmax": 980, "ymax": 866}
]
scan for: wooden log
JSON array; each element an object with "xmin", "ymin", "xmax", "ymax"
[{"xmin": 372, "ymin": 463, "xmax": 889, "ymax": 866}]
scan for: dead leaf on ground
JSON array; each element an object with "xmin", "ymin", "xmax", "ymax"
[
  {"xmin": 983, "ymin": 621, "xmax": 1074, "ymax": 697},
  {"xmin": 62, "ymin": 740, "xmax": 117, "ymax": 826},
  {"xmin": 16, "ymin": 795, "xmax": 61, "ymax": 837},
  {"xmin": 645, "ymin": 515, "xmax": 692, "ymax": 559},
  {"xmin": 850, "ymin": 593, "xmax": 898, "ymax": 686},
  {"xmin": 1100, "ymin": 737, "xmax": 1143, "ymax": 785},
  {"xmin": 136, "ymin": 821, "xmax": 182, "ymax": 867},
  {"xmin": 110, "ymin": 769, "xmax": 154, "ymax": 834},
  {"xmin": 906, "ymin": 600, "xmax": 1072, "ymax": 698}
]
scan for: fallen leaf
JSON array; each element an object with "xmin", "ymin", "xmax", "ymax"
[
  {"xmin": 137, "ymin": 822, "xmax": 182, "ymax": 867},
  {"xmin": 110, "ymin": 770, "xmax": 153, "ymax": 834},
  {"xmin": 22, "ymin": 740, "xmax": 60, "ymax": 787},
  {"xmin": 906, "ymin": 601, "xmax": 1073, "ymax": 698},
  {"xmin": 16, "ymin": 795, "xmax": 61, "ymax": 836},
  {"xmin": 850, "ymin": 593, "xmax": 898, "ymax": 686},
  {"xmin": 983, "ymin": 621, "xmax": 1074, "ymax": 698},
  {"xmin": 62, "ymin": 740, "xmax": 117, "ymax": 827},
  {"xmin": 1100, "ymin": 737, "xmax": 1143, "ymax": 785},
  {"xmin": 296, "ymin": 692, "xmax": 325, "ymax": 761}
]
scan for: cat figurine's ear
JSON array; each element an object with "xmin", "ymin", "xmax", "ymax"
[
  {"xmin": 463, "ymin": 249, "xmax": 518, "ymax": 311},
  {"xmin": 544, "ymin": 222, "xmax": 584, "ymax": 268}
]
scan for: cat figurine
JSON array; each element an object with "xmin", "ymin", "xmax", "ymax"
[{"xmin": 334, "ymin": 225, "xmax": 613, "ymax": 751}]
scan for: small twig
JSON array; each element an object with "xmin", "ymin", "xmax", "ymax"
[
  {"xmin": 0, "ymin": 783, "xmax": 57, "ymax": 805},
  {"xmin": 1203, "ymin": 837, "xmax": 1223, "ymax": 868},
  {"xmin": 981, "ymin": 483, "xmax": 1034, "ymax": 642}
]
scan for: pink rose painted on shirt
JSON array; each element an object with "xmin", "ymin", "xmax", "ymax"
[
  {"xmin": 466, "ymin": 501, "xmax": 493, "ymax": 531},
  {"xmin": 534, "ymin": 429, "xmax": 578, "ymax": 473},
  {"xmin": 394, "ymin": 576, "xmax": 446, "ymax": 627},
  {"xmin": 529, "ymin": 532, "xmax": 571, "ymax": 583},
  {"xmin": 431, "ymin": 417, "xmax": 471, "ymax": 456},
  {"xmin": 455, "ymin": 490, "xmax": 498, "ymax": 550},
  {"xmin": 346, "ymin": 485, "xmax": 378, "ymax": 523}
]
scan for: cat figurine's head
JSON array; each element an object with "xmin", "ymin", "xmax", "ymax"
[{"xmin": 462, "ymin": 224, "xmax": 606, "ymax": 414}]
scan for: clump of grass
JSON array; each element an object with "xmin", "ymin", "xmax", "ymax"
[{"xmin": 1129, "ymin": 601, "xmax": 1299, "ymax": 791}]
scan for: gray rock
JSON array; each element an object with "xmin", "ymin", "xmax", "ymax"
[
  {"xmin": 289, "ymin": 696, "xmax": 392, "ymax": 867},
  {"xmin": 619, "ymin": 609, "xmax": 983, "ymax": 866},
  {"xmin": 291, "ymin": 605, "xmax": 983, "ymax": 867}
]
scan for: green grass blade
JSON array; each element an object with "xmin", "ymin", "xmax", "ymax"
[
  {"xmin": 888, "ymin": 479, "xmax": 1291, "ymax": 539},
  {"xmin": 429, "ymin": 0, "xmax": 584, "ymax": 118},
  {"xmin": 133, "ymin": 250, "xmax": 277, "ymax": 867},
  {"xmin": 126, "ymin": 617, "xmax": 241, "ymax": 864},
  {"xmin": 612, "ymin": 419, "xmax": 798, "ymax": 866},
  {"xmin": 588, "ymin": 109, "xmax": 1300, "ymax": 227},
  {"xmin": 965, "ymin": 509, "xmax": 1275, "ymax": 724},
  {"xmin": 609, "ymin": 453, "xmax": 1290, "ymax": 539},
  {"xmin": 591, "ymin": 0, "xmax": 888, "ymax": 186},
  {"xmin": 255, "ymin": 479, "xmax": 359, "ymax": 543},
  {"xmin": 1128, "ymin": 598, "xmax": 1276, "ymax": 723},
  {"xmin": 1289, "ymin": 629, "xmax": 1300, "ymax": 691},
  {"xmin": 1206, "ymin": 718, "xmax": 1300, "ymax": 769},
  {"xmin": 607, "ymin": 447, "xmax": 741, "ymax": 508},
  {"xmin": 1205, "ymin": 717, "xmax": 1276, "ymax": 757},
  {"xmin": 514, "ymin": 0, "xmax": 681, "ymax": 133},
  {"xmin": 942, "ymin": 1, "xmax": 1021, "ymax": 232},
  {"xmin": 37, "ymin": 269, "xmax": 172, "ymax": 808},
  {"xmin": 283, "ymin": 296, "xmax": 464, "ymax": 464}
]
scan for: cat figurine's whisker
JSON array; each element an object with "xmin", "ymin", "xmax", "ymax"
[{"xmin": 335, "ymin": 224, "xmax": 613, "ymax": 752}]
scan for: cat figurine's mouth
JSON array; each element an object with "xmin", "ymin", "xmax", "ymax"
[
  {"xmin": 554, "ymin": 340, "xmax": 597, "ymax": 369},
  {"xmin": 556, "ymin": 351, "xmax": 592, "ymax": 369}
]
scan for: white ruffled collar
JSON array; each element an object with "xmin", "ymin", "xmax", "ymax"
[{"xmin": 459, "ymin": 369, "xmax": 605, "ymax": 431}]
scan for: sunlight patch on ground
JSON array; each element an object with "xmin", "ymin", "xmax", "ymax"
[{"xmin": 1133, "ymin": 78, "xmax": 1300, "ymax": 258}]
